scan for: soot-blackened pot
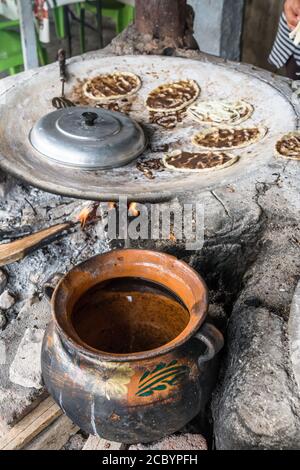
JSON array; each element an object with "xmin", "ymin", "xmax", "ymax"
[{"xmin": 41, "ymin": 249, "xmax": 224, "ymax": 444}]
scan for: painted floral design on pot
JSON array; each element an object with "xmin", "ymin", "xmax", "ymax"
[
  {"xmin": 136, "ymin": 360, "xmax": 189, "ymax": 397},
  {"xmin": 89, "ymin": 363, "xmax": 134, "ymax": 401}
]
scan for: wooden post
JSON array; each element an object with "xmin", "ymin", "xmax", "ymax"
[
  {"xmin": 17, "ymin": 0, "xmax": 39, "ymax": 70},
  {"xmin": 135, "ymin": 0, "xmax": 188, "ymax": 46}
]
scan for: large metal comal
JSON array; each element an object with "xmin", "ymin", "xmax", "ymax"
[{"xmin": 0, "ymin": 54, "xmax": 297, "ymax": 202}]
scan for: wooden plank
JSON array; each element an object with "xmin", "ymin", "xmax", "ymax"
[
  {"xmin": 25, "ymin": 415, "xmax": 79, "ymax": 450},
  {"xmin": 0, "ymin": 397, "xmax": 62, "ymax": 450},
  {"xmin": 242, "ymin": 0, "xmax": 284, "ymax": 71},
  {"xmin": 83, "ymin": 435, "xmax": 125, "ymax": 451},
  {"xmin": 17, "ymin": 0, "xmax": 39, "ymax": 70}
]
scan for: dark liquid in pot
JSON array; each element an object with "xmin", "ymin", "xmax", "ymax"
[{"xmin": 71, "ymin": 277, "xmax": 190, "ymax": 354}]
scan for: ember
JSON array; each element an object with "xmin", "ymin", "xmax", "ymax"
[
  {"xmin": 76, "ymin": 202, "xmax": 100, "ymax": 228},
  {"xmin": 128, "ymin": 202, "xmax": 140, "ymax": 217}
]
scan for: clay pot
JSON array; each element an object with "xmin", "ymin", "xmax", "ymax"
[{"xmin": 41, "ymin": 249, "xmax": 223, "ymax": 443}]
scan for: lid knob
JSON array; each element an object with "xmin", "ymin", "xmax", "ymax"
[{"xmin": 82, "ymin": 112, "xmax": 98, "ymax": 127}]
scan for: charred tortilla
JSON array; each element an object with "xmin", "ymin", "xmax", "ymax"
[
  {"xmin": 163, "ymin": 150, "xmax": 239, "ymax": 172},
  {"xmin": 192, "ymin": 126, "xmax": 267, "ymax": 150},
  {"xmin": 275, "ymin": 132, "xmax": 300, "ymax": 160},
  {"xmin": 188, "ymin": 100, "xmax": 253, "ymax": 125},
  {"xmin": 83, "ymin": 72, "xmax": 141, "ymax": 102},
  {"xmin": 136, "ymin": 158, "xmax": 164, "ymax": 179},
  {"xmin": 146, "ymin": 80, "xmax": 200, "ymax": 113},
  {"xmin": 149, "ymin": 108, "xmax": 187, "ymax": 129}
]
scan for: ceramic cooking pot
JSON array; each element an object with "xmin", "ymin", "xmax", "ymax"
[{"xmin": 41, "ymin": 249, "xmax": 224, "ymax": 443}]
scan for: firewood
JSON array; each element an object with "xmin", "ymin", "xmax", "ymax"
[{"xmin": 0, "ymin": 222, "xmax": 74, "ymax": 267}]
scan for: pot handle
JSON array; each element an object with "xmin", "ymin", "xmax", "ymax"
[
  {"xmin": 194, "ymin": 323, "xmax": 224, "ymax": 366},
  {"xmin": 43, "ymin": 272, "xmax": 64, "ymax": 302}
]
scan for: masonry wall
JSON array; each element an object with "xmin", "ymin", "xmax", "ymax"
[{"xmin": 189, "ymin": 0, "xmax": 284, "ymax": 72}]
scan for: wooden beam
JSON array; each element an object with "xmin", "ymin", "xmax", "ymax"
[
  {"xmin": 17, "ymin": 0, "xmax": 39, "ymax": 70},
  {"xmin": 0, "ymin": 397, "xmax": 62, "ymax": 450},
  {"xmin": 25, "ymin": 415, "xmax": 79, "ymax": 450}
]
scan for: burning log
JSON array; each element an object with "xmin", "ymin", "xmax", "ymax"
[
  {"xmin": 0, "ymin": 202, "xmax": 102, "ymax": 267},
  {"xmin": 169, "ymin": 232, "xmax": 177, "ymax": 242},
  {"xmin": 0, "ymin": 222, "xmax": 75, "ymax": 268}
]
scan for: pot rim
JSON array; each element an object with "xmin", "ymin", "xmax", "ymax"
[{"xmin": 51, "ymin": 249, "xmax": 209, "ymax": 362}]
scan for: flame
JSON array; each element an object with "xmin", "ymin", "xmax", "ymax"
[
  {"xmin": 76, "ymin": 202, "xmax": 99, "ymax": 228},
  {"xmin": 169, "ymin": 232, "xmax": 176, "ymax": 242},
  {"xmin": 128, "ymin": 202, "xmax": 140, "ymax": 217}
]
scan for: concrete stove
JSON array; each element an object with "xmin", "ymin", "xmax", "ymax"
[{"xmin": 0, "ymin": 48, "xmax": 300, "ymax": 450}]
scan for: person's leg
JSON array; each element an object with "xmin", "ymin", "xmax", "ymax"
[{"xmin": 286, "ymin": 56, "xmax": 300, "ymax": 80}]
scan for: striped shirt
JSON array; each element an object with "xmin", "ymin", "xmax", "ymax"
[{"xmin": 269, "ymin": 13, "xmax": 300, "ymax": 68}]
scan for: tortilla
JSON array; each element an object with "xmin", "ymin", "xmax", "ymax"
[
  {"xmin": 188, "ymin": 100, "xmax": 253, "ymax": 125},
  {"xmin": 83, "ymin": 72, "xmax": 141, "ymax": 102},
  {"xmin": 275, "ymin": 132, "xmax": 300, "ymax": 160},
  {"xmin": 146, "ymin": 80, "xmax": 200, "ymax": 113},
  {"xmin": 192, "ymin": 126, "xmax": 267, "ymax": 150},
  {"xmin": 163, "ymin": 150, "xmax": 239, "ymax": 172}
]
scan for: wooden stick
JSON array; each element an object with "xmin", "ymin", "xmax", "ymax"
[
  {"xmin": 0, "ymin": 397, "xmax": 62, "ymax": 450},
  {"xmin": 0, "ymin": 222, "xmax": 75, "ymax": 267}
]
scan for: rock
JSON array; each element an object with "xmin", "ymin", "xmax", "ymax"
[
  {"xmin": 0, "ymin": 340, "xmax": 6, "ymax": 365},
  {"xmin": 0, "ymin": 312, "xmax": 6, "ymax": 329},
  {"xmin": 0, "ymin": 270, "xmax": 7, "ymax": 293},
  {"xmin": 21, "ymin": 206, "xmax": 35, "ymax": 225},
  {"xmin": 9, "ymin": 328, "xmax": 45, "ymax": 389},
  {"xmin": 0, "ymin": 298, "xmax": 51, "ymax": 436},
  {"xmin": 62, "ymin": 432, "xmax": 88, "ymax": 451},
  {"xmin": 212, "ymin": 307, "xmax": 300, "ymax": 450},
  {"xmin": 0, "ymin": 291, "xmax": 15, "ymax": 310},
  {"xmin": 289, "ymin": 281, "xmax": 300, "ymax": 392},
  {"xmin": 129, "ymin": 433, "xmax": 207, "ymax": 451}
]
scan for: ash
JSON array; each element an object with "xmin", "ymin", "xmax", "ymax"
[{"xmin": 0, "ymin": 173, "xmax": 109, "ymax": 324}]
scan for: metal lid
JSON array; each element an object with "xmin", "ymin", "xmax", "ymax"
[{"xmin": 29, "ymin": 107, "xmax": 146, "ymax": 170}]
